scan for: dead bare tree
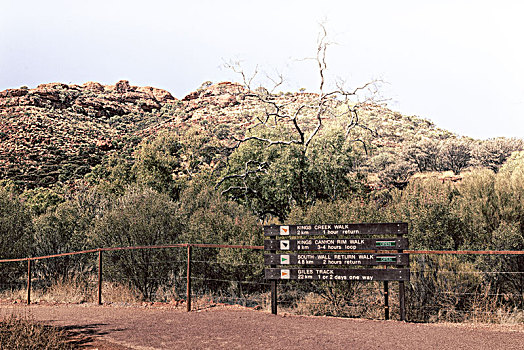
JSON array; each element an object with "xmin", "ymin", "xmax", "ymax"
[
  {"xmin": 217, "ymin": 26, "xmax": 383, "ymax": 215},
  {"xmin": 226, "ymin": 27, "xmax": 381, "ymax": 150}
]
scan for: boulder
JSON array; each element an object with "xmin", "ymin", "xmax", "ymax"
[{"xmin": 115, "ymin": 80, "xmax": 131, "ymax": 93}]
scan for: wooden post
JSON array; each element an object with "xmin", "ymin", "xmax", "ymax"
[
  {"xmin": 27, "ymin": 259, "xmax": 31, "ymax": 305},
  {"xmin": 399, "ymin": 280, "xmax": 406, "ymax": 321},
  {"xmin": 384, "ymin": 279, "xmax": 389, "ymax": 320},
  {"xmin": 186, "ymin": 245, "xmax": 192, "ymax": 312},
  {"xmin": 98, "ymin": 250, "xmax": 103, "ymax": 305},
  {"xmin": 398, "ymin": 229, "xmax": 406, "ymax": 321},
  {"xmin": 270, "ymin": 234, "xmax": 277, "ymax": 315},
  {"xmin": 271, "ymin": 280, "xmax": 277, "ymax": 315}
]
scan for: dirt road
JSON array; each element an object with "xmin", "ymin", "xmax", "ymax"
[{"xmin": 2, "ymin": 304, "xmax": 524, "ymax": 349}]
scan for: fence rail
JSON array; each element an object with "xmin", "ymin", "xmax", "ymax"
[{"xmin": 6, "ymin": 246, "xmax": 524, "ymax": 264}]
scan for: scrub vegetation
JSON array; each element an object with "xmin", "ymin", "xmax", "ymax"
[{"xmin": 1, "ymin": 51, "xmax": 523, "ymax": 322}]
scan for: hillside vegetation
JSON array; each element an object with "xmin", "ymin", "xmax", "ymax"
[{"xmin": 1, "ymin": 80, "xmax": 523, "ymax": 322}]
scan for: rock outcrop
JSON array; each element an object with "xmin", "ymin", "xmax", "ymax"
[
  {"xmin": 0, "ymin": 79, "xmax": 449, "ymax": 189},
  {"xmin": 0, "ymin": 80, "xmax": 180, "ymax": 188}
]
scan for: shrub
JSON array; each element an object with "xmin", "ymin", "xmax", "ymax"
[
  {"xmin": 93, "ymin": 186, "xmax": 182, "ymax": 300},
  {"xmin": 0, "ymin": 315, "xmax": 72, "ymax": 349}
]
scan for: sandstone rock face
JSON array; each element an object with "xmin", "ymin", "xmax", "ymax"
[
  {"xmin": 0, "ymin": 79, "xmax": 279, "ymax": 189},
  {"xmin": 0, "ymin": 79, "xmax": 444, "ymax": 190},
  {"xmin": 83, "ymin": 82, "xmax": 104, "ymax": 92},
  {"xmin": 0, "ymin": 80, "xmax": 181, "ymax": 188},
  {"xmin": 0, "ymin": 88, "xmax": 28, "ymax": 98},
  {"xmin": 115, "ymin": 80, "xmax": 131, "ymax": 93},
  {"xmin": 138, "ymin": 86, "xmax": 175, "ymax": 103}
]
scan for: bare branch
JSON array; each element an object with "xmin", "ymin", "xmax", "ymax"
[
  {"xmin": 317, "ymin": 24, "xmax": 329, "ymax": 94},
  {"xmin": 217, "ymin": 160, "xmax": 268, "ymax": 196},
  {"xmin": 217, "ymin": 24, "xmax": 384, "ymax": 200},
  {"xmin": 264, "ymin": 71, "xmax": 284, "ymax": 93},
  {"xmin": 223, "ymin": 60, "xmax": 259, "ymax": 90}
]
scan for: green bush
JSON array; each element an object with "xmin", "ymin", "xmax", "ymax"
[
  {"xmin": 93, "ymin": 186, "xmax": 182, "ymax": 300},
  {"xmin": 0, "ymin": 187, "xmax": 33, "ymax": 290}
]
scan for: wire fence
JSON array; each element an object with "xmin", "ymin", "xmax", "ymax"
[{"xmin": 1, "ymin": 244, "xmax": 523, "ymax": 323}]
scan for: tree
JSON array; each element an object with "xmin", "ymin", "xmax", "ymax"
[
  {"xmin": 93, "ymin": 186, "xmax": 182, "ymax": 300},
  {"xmin": 0, "ymin": 186, "xmax": 33, "ymax": 259},
  {"xmin": 132, "ymin": 126, "xmax": 228, "ymax": 200},
  {"xmin": 218, "ymin": 26, "xmax": 380, "ymax": 220},
  {"xmin": 132, "ymin": 131, "xmax": 185, "ymax": 200},
  {"xmin": 0, "ymin": 186, "xmax": 33, "ymax": 288},
  {"xmin": 402, "ymin": 138, "xmax": 440, "ymax": 172},
  {"xmin": 438, "ymin": 138, "xmax": 472, "ymax": 174},
  {"xmin": 33, "ymin": 201, "xmax": 92, "ymax": 280},
  {"xmin": 220, "ymin": 126, "xmax": 366, "ymax": 221},
  {"xmin": 470, "ymin": 138, "xmax": 524, "ymax": 172},
  {"xmin": 378, "ymin": 161, "xmax": 417, "ymax": 189}
]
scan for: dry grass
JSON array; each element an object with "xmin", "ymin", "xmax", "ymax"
[
  {"xmin": 0, "ymin": 277, "xmax": 141, "ymax": 305},
  {"xmin": 0, "ymin": 314, "xmax": 73, "ymax": 350},
  {"xmin": 290, "ymin": 285, "xmax": 391, "ymax": 320},
  {"xmin": 2, "ymin": 274, "xmax": 522, "ymax": 325},
  {"xmin": 283, "ymin": 280, "xmax": 524, "ymax": 324},
  {"xmin": 189, "ymin": 292, "xmax": 269, "ymax": 311}
]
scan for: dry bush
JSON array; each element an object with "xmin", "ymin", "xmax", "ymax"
[
  {"xmin": 464, "ymin": 284, "xmax": 524, "ymax": 324},
  {"xmin": 35, "ymin": 277, "xmax": 94, "ymax": 303},
  {"xmin": 0, "ymin": 276, "xmax": 94, "ymax": 304},
  {"xmin": 407, "ymin": 255, "xmax": 483, "ymax": 322},
  {"xmin": 0, "ymin": 276, "xmax": 141, "ymax": 305},
  {"xmin": 0, "ymin": 314, "xmax": 72, "ymax": 349},
  {"xmin": 190, "ymin": 291, "xmax": 268, "ymax": 311},
  {"xmin": 289, "ymin": 282, "xmax": 389, "ymax": 319},
  {"xmin": 100, "ymin": 281, "xmax": 141, "ymax": 304}
]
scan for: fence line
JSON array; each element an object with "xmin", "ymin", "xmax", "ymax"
[
  {"xmin": 1, "ymin": 243, "xmax": 523, "ymax": 318},
  {"xmin": 406, "ymin": 250, "xmax": 524, "ymax": 255},
  {"xmin": 4, "ymin": 246, "xmax": 524, "ymax": 264}
]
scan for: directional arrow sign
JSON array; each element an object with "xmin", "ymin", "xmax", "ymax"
[
  {"xmin": 264, "ymin": 223, "xmax": 408, "ymax": 236},
  {"xmin": 264, "ymin": 238, "xmax": 408, "ymax": 251},
  {"xmin": 280, "ymin": 269, "xmax": 290, "ymax": 279},
  {"xmin": 280, "ymin": 254, "xmax": 290, "ymax": 264},
  {"xmin": 265, "ymin": 268, "xmax": 410, "ymax": 281},
  {"xmin": 264, "ymin": 253, "xmax": 409, "ymax": 266},
  {"xmin": 280, "ymin": 226, "xmax": 290, "ymax": 236},
  {"xmin": 279, "ymin": 240, "xmax": 290, "ymax": 250}
]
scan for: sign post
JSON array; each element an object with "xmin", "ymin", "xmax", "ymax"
[
  {"xmin": 270, "ymin": 231, "xmax": 278, "ymax": 315},
  {"xmin": 263, "ymin": 223, "xmax": 409, "ymax": 320}
]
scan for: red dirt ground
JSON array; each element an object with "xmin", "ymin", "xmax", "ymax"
[{"xmin": 2, "ymin": 303, "xmax": 524, "ymax": 349}]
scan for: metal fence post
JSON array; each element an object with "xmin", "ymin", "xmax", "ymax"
[
  {"xmin": 98, "ymin": 249, "xmax": 103, "ymax": 305},
  {"xmin": 27, "ymin": 259, "xmax": 31, "ymax": 305},
  {"xmin": 187, "ymin": 244, "xmax": 192, "ymax": 312}
]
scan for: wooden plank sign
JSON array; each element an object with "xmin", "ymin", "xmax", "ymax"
[
  {"xmin": 264, "ymin": 238, "xmax": 409, "ymax": 251},
  {"xmin": 265, "ymin": 268, "xmax": 410, "ymax": 281},
  {"xmin": 264, "ymin": 222, "xmax": 410, "ymax": 320},
  {"xmin": 264, "ymin": 253, "xmax": 409, "ymax": 266},
  {"xmin": 264, "ymin": 223, "xmax": 407, "ymax": 237}
]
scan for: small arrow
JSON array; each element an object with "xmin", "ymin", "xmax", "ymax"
[
  {"xmin": 280, "ymin": 226, "xmax": 290, "ymax": 235},
  {"xmin": 280, "ymin": 240, "xmax": 290, "ymax": 250}
]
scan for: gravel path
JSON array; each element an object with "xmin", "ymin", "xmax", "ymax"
[{"xmin": 2, "ymin": 304, "xmax": 524, "ymax": 349}]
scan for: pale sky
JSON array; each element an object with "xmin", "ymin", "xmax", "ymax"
[{"xmin": 1, "ymin": 0, "xmax": 523, "ymax": 139}]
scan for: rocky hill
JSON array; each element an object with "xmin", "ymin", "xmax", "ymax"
[{"xmin": 0, "ymin": 80, "xmax": 461, "ymax": 189}]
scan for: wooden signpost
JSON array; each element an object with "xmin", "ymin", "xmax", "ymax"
[{"xmin": 264, "ymin": 222, "xmax": 409, "ymax": 321}]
